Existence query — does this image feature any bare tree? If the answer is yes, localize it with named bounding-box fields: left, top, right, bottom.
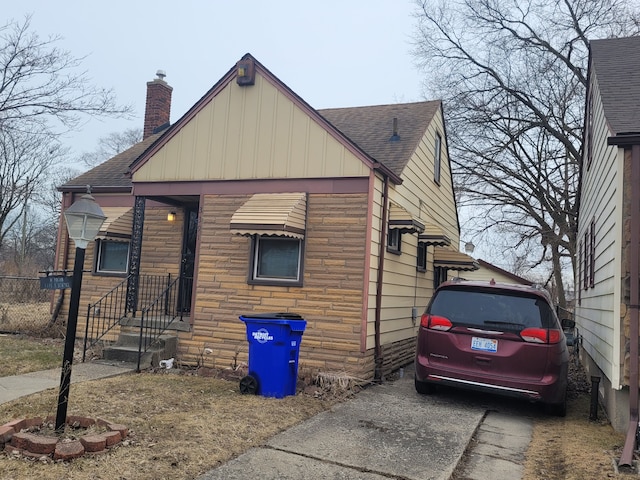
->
left=0, top=127, right=67, bottom=250
left=0, top=15, right=132, bottom=254
left=413, top=0, right=640, bottom=306
left=78, top=128, right=142, bottom=168
left=0, top=15, right=131, bottom=135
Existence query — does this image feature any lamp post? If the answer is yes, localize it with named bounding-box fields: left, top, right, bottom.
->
left=55, top=192, right=106, bottom=433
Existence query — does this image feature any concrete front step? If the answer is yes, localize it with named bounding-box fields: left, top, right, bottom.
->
left=119, top=316, right=191, bottom=332
left=103, top=334, right=177, bottom=369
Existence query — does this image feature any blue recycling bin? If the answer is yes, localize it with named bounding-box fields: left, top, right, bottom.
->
left=239, top=313, right=306, bottom=398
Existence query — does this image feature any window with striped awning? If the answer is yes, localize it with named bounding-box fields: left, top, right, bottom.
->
left=230, top=193, right=307, bottom=239
left=433, top=248, right=479, bottom=271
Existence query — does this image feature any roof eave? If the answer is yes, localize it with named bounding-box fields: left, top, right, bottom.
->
left=58, top=185, right=132, bottom=194
left=608, top=133, right=640, bottom=146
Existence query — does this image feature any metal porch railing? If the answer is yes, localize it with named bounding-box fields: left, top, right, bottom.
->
left=135, top=275, right=191, bottom=371
left=82, top=274, right=190, bottom=362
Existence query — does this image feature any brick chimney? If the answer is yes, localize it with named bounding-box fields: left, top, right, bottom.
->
left=143, top=70, right=172, bottom=139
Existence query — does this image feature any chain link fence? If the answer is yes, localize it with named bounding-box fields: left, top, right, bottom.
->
left=0, top=276, right=55, bottom=334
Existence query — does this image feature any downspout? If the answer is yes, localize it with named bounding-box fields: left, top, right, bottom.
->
left=374, top=175, right=390, bottom=383
left=619, top=143, right=640, bottom=468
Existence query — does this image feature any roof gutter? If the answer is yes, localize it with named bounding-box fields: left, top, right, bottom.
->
left=58, top=185, right=132, bottom=194
left=609, top=136, right=640, bottom=468
left=372, top=162, right=402, bottom=185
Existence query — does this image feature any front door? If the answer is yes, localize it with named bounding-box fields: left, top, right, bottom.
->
left=178, top=208, right=198, bottom=313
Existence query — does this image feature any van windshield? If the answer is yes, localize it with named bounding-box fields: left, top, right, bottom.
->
left=428, top=288, right=555, bottom=330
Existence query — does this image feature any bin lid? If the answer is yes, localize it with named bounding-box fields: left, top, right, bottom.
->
left=240, top=312, right=303, bottom=320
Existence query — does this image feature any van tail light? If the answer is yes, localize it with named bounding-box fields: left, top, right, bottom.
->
left=420, top=314, right=452, bottom=331
left=520, top=328, right=562, bottom=344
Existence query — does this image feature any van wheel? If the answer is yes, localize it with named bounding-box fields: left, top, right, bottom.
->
left=415, top=377, right=436, bottom=395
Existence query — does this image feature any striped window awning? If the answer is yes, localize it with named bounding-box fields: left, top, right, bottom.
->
left=97, top=207, right=133, bottom=238
left=230, top=193, right=307, bottom=239
left=418, top=224, right=452, bottom=247
left=388, top=202, right=425, bottom=234
left=434, top=248, right=479, bottom=271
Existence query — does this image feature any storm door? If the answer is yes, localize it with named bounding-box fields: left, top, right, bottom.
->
left=178, top=208, right=198, bottom=313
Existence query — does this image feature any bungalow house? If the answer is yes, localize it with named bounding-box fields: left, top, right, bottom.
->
left=55, top=54, right=477, bottom=383
left=576, top=35, right=640, bottom=448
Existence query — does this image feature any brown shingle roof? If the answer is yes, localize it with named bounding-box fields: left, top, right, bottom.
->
left=591, top=36, right=640, bottom=135
left=318, top=101, right=440, bottom=177
left=60, top=132, right=163, bottom=191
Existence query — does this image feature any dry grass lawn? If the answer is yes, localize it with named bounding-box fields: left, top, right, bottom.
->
left=0, top=369, right=336, bottom=479
left=523, top=394, right=628, bottom=479
left=0, top=312, right=634, bottom=479
left=0, top=335, right=63, bottom=377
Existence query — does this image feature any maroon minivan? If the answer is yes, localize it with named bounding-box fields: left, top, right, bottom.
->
left=414, top=279, right=569, bottom=416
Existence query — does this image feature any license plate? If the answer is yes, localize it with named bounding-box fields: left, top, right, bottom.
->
left=471, top=337, right=498, bottom=353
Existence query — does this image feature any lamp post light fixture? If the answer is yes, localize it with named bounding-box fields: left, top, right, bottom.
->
left=464, top=241, right=475, bottom=256
left=55, top=191, right=106, bottom=434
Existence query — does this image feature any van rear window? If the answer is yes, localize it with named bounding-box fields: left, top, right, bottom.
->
left=428, top=288, right=554, bottom=329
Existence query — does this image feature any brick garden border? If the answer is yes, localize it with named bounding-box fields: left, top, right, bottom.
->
left=1, top=416, right=127, bottom=461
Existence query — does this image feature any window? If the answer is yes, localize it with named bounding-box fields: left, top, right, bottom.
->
left=586, top=91, right=594, bottom=170
left=434, top=132, right=442, bottom=184
left=95, top=240, right=129, bottom=274
left=578, top=239, right=582, bottom=304
left=583, top=231, right=589, bottom=290
left=249, top=236, right=303, bottom=285
left=581, top=219, right=596, bottom=290
left=387, top=228, right=401, bottom=254
left=589, top=218, right=596, bottom=288
left=417, top=242, right=427, bottom=272
left=433, top=266, right=448, bottom=289
left=429, top=289, right=554, bottom=329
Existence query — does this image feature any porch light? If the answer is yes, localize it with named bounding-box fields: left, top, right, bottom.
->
left=63, top=193, right=107, bottom=249
left=167, top=211, right=176, bottom=222
left=56, top=191, right=105, bottom=433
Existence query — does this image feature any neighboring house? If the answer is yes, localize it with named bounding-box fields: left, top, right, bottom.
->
left=576, top=36, right=640, bottom=435
left=55, top=54, right=477, bottom=382
left=455, top=259, right=533, bottom=286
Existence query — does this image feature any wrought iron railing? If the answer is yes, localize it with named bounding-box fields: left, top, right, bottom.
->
left=82, top=275, right=131, bottom=361
left=82, top=274, right=191, bottom=363
left=136, top=275, right=188, bottom=371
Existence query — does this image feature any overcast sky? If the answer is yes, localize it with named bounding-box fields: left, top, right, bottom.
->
left=6, top=1, right=513, bottom=266
left=6, top=1, right=424, bottom=157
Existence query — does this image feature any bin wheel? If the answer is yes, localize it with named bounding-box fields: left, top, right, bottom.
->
left=239, top=375, right=258, bottom=395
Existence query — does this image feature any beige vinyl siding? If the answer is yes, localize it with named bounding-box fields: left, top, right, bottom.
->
left=576, top=74, right=623, bottom=388
left=408, top=111, right=459, bottom=239
left=365, top=107, right=460, bottom=350
left=133, top=74, right=369, bottom=183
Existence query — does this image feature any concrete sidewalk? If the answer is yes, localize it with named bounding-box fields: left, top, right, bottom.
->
left=0, top=362, right=532, bottom=479
left=0, top=361, right=137, bottom=404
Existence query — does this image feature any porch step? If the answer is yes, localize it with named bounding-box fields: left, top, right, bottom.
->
left=119, top=315, right=191, bottom=332
left=103, top=333, right=178, bottom=369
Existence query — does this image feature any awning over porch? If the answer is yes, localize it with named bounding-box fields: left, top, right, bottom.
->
left=418, top=224, right=452, bottom=246
left=97, top=207, right=133, bottom=238
left=229, top=192, right=307, bottom=239
left=433, top=248, right=479, bottom=271
left=388, top=202, right=425, bottom=234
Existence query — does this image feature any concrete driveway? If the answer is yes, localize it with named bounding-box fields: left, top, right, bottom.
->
left=199, top=366, right=534, bottom=480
